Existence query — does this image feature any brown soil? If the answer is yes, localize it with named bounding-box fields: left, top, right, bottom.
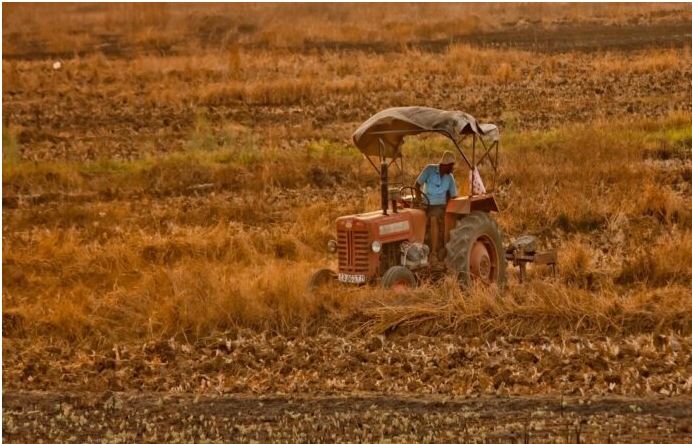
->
left=3, top=22, right=692, bottom=163
left=302, top=20, right=692, bottom=54
left=4, top=20, right=692, bottom=60
left=3, top=391, right=692, bottom=443
left=3, top=332, right=692, bottom=442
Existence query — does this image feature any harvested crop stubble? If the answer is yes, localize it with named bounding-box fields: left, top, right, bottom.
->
left=3, top=329, right=692, bottom=401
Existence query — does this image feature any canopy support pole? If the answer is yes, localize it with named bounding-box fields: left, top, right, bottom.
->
left=450, top=137, right=473, bottom=170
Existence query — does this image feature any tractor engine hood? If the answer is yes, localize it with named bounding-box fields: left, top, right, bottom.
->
left=336, top=208, right=426, bottom=244
left=334, top=208, right=427, bottom=281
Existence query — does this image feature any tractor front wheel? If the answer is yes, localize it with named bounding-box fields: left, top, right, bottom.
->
left=307, top=268, right=336, bottom=293
left=445, top=211, right=506, bottom=289
left=381, top=266, right=417, bottom=290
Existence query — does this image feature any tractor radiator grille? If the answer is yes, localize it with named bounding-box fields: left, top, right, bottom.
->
left=337, top=228, right=370, bottom=273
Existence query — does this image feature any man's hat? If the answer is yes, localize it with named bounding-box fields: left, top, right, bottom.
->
left=440, top=150, right=455, bottom=165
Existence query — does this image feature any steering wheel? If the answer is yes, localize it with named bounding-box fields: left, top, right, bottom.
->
left=399, top=186, right=430, bottom=209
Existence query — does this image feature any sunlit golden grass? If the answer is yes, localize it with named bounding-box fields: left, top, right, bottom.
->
left=4, top=42, right=690, bottom=117
left=3, top=111, right=691, bottom=350
left=2, top=137, right=368, bottom=197
left=348, top=279, right=692, bottom=339
left=498, top=112, right=692, bottom=234
left=594, top=46, right=692, bottom=75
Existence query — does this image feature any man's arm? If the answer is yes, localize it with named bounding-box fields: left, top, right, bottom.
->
left=448, top=174, right=458, bottom=199
left=414, top=166, right=429, bottom=200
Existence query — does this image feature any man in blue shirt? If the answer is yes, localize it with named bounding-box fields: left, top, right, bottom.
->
left=415, top=150, right=458, bottom=263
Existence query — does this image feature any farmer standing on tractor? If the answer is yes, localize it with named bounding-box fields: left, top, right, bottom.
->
left=415, top=150, right=458, bottom=264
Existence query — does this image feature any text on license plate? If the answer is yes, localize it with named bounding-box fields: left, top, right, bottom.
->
left=338, top=273, right=366, bottom=284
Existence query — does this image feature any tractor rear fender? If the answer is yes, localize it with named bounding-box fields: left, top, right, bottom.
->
left=446, top=194, right=499, bottom=215
left=444, top=194, right=499, bottom=244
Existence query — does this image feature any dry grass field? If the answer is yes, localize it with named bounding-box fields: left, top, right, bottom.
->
left=3, top=3, right=692, bottom=442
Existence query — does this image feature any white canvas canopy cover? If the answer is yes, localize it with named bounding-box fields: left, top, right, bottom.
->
left=352, top=106, right=499, bottom=159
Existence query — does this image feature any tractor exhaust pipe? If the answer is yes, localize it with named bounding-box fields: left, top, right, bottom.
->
left=380, top=160, right=388, bottom=215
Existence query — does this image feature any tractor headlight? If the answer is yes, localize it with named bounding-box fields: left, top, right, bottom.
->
left=327, top=239, right=338, bottom=253
left=371, top=240, right=382, bottom=253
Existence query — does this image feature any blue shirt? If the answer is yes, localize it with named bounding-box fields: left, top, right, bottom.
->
left=416, top=164, right=458, bottom=206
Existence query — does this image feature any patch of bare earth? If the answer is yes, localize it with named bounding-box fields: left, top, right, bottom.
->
left=3, top=391, right=692, bottom=443
left=3, top=332, right=692, bottom=441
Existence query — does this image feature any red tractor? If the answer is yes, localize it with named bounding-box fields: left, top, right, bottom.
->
left=308, top=107, right=555, bottom=291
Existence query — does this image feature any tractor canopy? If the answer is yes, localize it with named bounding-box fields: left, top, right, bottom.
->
left=352, top=106, right=499, bottom=159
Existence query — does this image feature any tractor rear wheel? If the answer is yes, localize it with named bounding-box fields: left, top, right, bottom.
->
left=445, top=211, right=506, bottom=289
left=381, top=266, right=417, bottom=290
left=307, top=268, right=336, bottom=293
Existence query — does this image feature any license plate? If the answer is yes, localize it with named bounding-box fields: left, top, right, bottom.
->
left=338, top=273, right=366, bottom=284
